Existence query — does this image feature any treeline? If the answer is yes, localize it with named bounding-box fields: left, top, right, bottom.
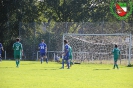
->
left=0, top=0, right=133, bottom=59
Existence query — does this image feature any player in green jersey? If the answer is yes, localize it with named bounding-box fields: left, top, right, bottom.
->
left=13, top=38, right=23, bottom=67
left=112, top=45, right=120, bottom=69
left=69, top=45, right=73, bottom=67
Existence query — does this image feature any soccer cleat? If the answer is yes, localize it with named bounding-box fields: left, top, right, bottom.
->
left=46, top=58, right=48, bottom=64
left=41, top=59, right=43, bottom=64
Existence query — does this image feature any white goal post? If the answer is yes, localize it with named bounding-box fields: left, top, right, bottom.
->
left=63, top=33, right=132, bottom=65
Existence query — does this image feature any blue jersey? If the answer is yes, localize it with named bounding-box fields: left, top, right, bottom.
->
left=0, top=43, right=3, bottom=54
left=39, top=43, right=47, bottom=53
left=64, top=44, right=69, bottom=57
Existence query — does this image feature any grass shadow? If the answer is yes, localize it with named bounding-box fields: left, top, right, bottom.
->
left=93, top=69, right=110, bottom=70
left=127, top=64, right=133, bottom=67
left=40, top=68, right=58, bottom=70
left=21, top=63, right=37, bottom=65
left=31, top=68, right=58, bottom=70
left=0, top=67, right=14, bottom=68
left=28, top=63, right=37, bottom=64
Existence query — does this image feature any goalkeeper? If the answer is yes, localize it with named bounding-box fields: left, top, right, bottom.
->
left=112, top=44, right=120, bottom=69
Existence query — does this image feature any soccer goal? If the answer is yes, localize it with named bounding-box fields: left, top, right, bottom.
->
left=63, top=33, right=132, bottom=65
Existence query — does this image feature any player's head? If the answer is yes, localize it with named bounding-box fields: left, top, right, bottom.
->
left=16, top=38, right=20, bottom=42
left=64, top=39, right=68, bottom=44
left=115, top=44, right=117, bottom=48
left=41, top=39, right=44, bottom=42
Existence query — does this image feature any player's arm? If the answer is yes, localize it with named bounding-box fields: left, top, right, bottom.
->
left=45, top=47, right=47, bottom=53
left=0, top=43, right=4, bottom=51
left=119, top=50, right=121, bottom=58
left=38, top=44, right=40, bottom=49
left=21, top=44, right=23, bottom=56
left=62, top=45, right=68, bottom=55
left=1, top=46, right=4, bottom=51
left=64, top=47, right=69, bottom=56
left=12, top=43, right=15, bottom=50
left=112, top=49, right=114, bottom=54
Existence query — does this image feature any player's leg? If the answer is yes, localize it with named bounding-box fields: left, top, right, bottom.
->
left=41, top=56, right=43, bottom=64
left=70, top=59, right=73, bottom=67
left=16, top=59, right=20, bottom=67
left=15, top=55, right=20, bottom=67
left=70, top=55, right=73, bottom=67
left=60, top=56, right=65, bottom=69
left=40, top=53, right=43, bottom=64
left=67, top=59, right=70, bottom=69
left=113, top=59, right=116, bottom=69
left=0, top=53, right=2, bottom=61
left=115, top=59, right=119, bottom=69
left=44, top=53, right=48, bottom=63
left=17, top=55, right=21, bottom=67
left=14, top=54, right=18, bottom=67
left=113, top=60, right=118, bottom=69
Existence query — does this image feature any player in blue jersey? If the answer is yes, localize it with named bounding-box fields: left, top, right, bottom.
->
left=0, top=43, right=4, bottom=61
left=61, top=40, right=70, bottom=69
left=38, top=39, right=48, bottom=64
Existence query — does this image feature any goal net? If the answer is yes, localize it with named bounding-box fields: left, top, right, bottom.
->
left=37, top=51, right=62, bottom=61
left=63, top=33, right=132, bottom=65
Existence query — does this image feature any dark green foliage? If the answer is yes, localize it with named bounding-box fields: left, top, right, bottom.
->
left=0, top=0, right=133, bottom=59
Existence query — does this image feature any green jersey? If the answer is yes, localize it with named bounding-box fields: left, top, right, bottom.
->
left=13, top=42, right=23, bottom=55
left=69, top=46, right=73, bottom=59
left=112, top=48, right=120, bottom=60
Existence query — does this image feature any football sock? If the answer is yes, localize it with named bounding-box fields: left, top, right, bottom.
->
left=16, top=60, right=17, bottom=66
left=67, top=60, right=70, bottom=69
left=18, top=61, right=20, bottom=66
left=41, top=57, right=43, bottom=64
left=116, top=65, right=119, bottom=69
left=113, top=65, right=115, bottom=69
left=46, top=58, right=48, bottom=63
left=62, top=59, right=64, bottom=68
left=16, top=60, right=19, bottom=67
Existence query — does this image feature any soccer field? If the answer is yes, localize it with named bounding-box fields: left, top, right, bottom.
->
left=0, top=61, right=133, bottom=88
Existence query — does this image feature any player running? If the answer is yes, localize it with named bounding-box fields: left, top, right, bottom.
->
left=112, top=44, right=120, bottom=69
left=61, top=40, right=70, bottom=69
left=0, top=43, right=4, bottom=61
left=38, top=39, right=48, bottom=64
left=13, top=38, right=23, bottom=67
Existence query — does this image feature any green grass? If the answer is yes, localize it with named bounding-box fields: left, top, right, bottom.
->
left=0, top=61, right=133, bottom=88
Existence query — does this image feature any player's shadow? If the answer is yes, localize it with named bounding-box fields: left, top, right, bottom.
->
left=42, top=68, right=58, bottom=70
left=21, top=63, right=37, bottom=65
left=0, top=67, right=14, bottom=68
left=21, top=64, right=29, bottom=65
left=93, top=69, right=110, bottom=70
left=31, top=68, right=59, bottom=70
